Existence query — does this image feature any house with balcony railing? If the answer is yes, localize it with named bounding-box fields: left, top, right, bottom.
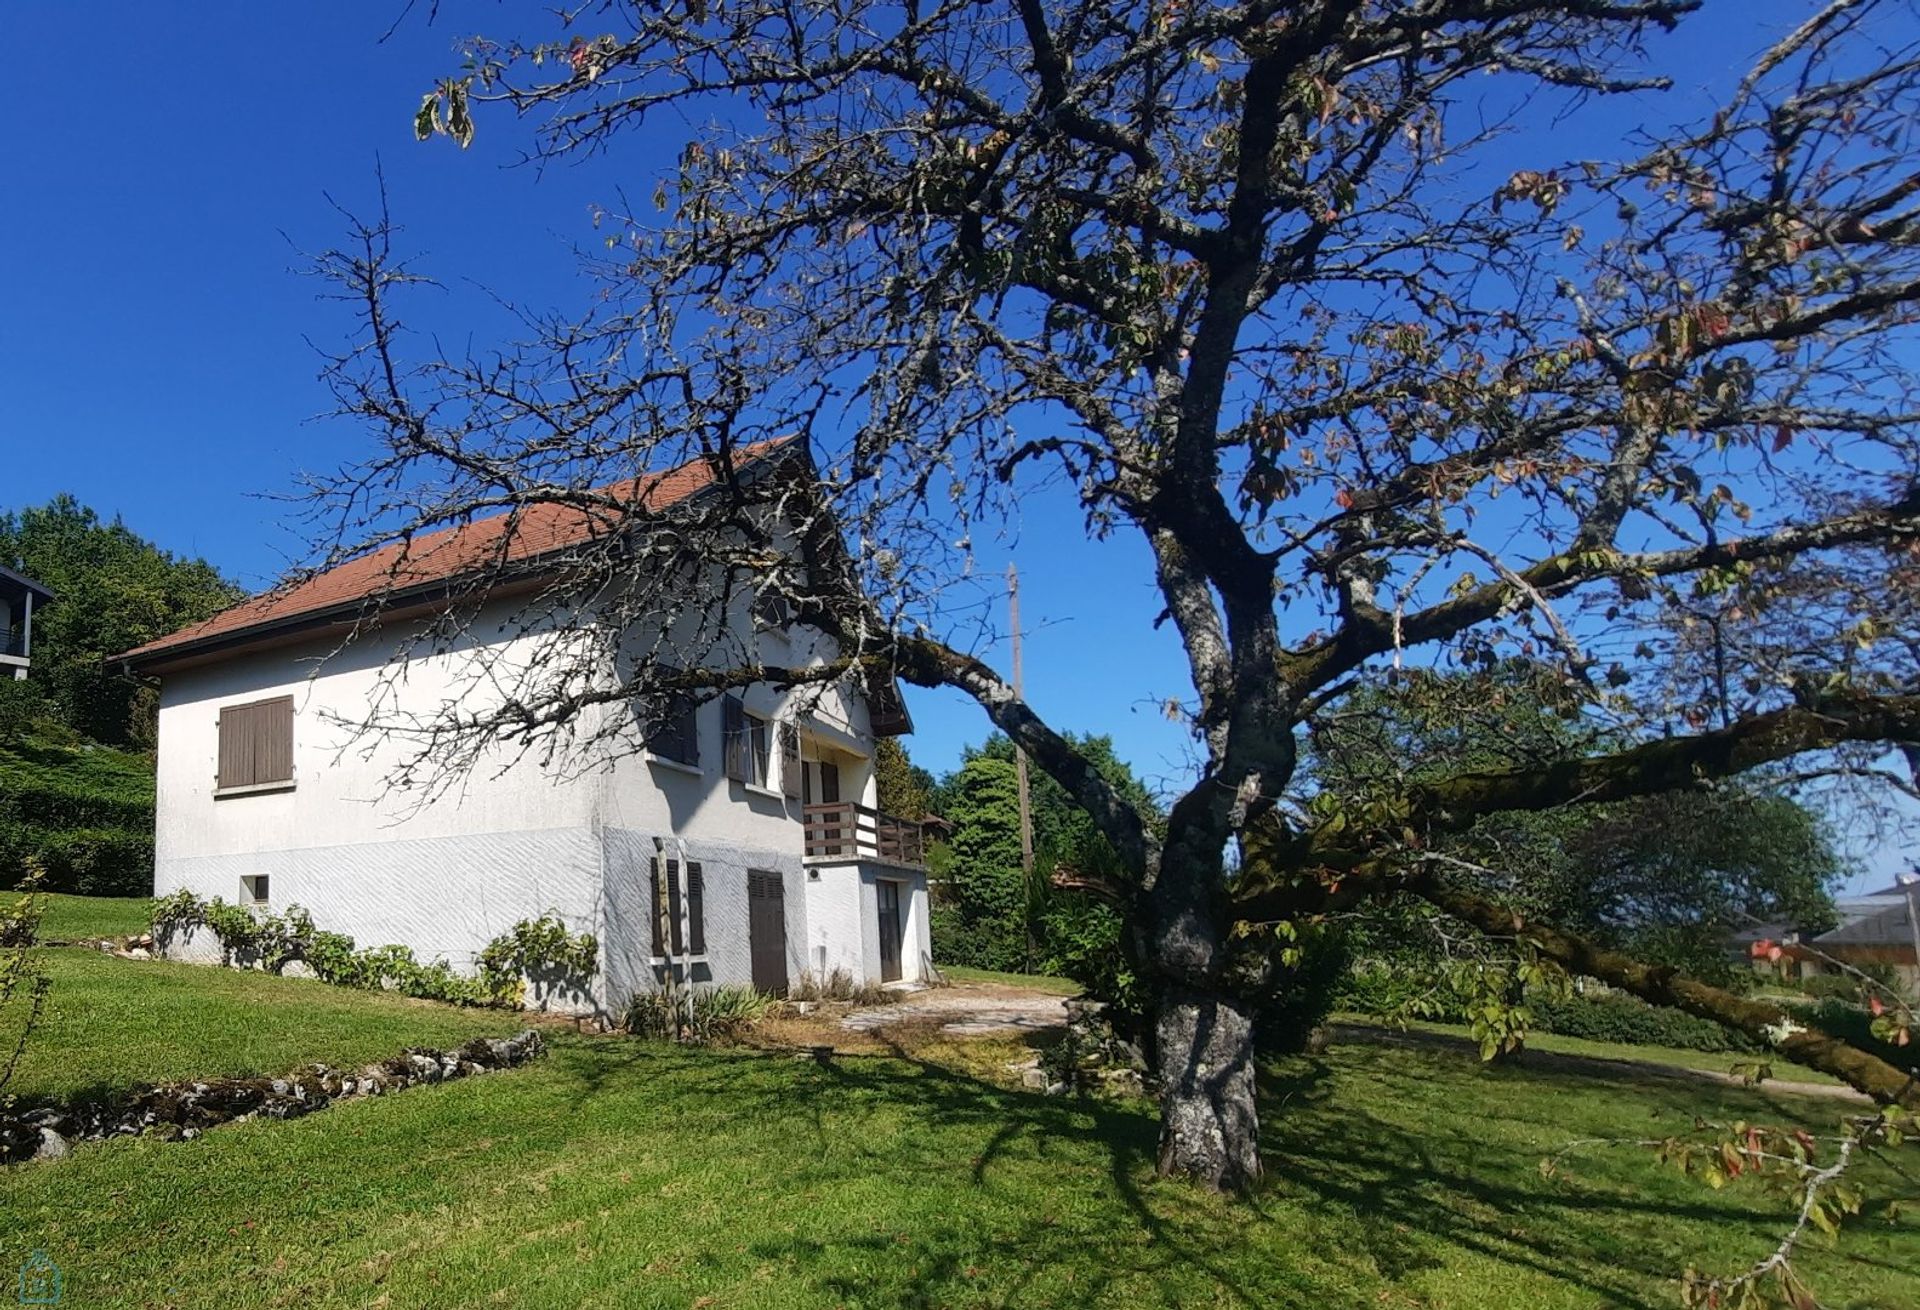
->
left=0, top=565, right=52, bottom=680
left=111, top=439, right=934, bottom=1014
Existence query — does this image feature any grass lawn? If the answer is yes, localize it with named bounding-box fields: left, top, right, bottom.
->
left=3, top=1008, right=1916, bottom=1307
left=1339, top=1013, right=1847, bottom=1089
left=937, top=963, right=1083, bottom=995
left=36, top=891, right=155, bottom=942
left=2, top=951, right=528, bottom=1105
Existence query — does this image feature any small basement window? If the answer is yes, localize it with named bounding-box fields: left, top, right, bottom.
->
left=241, top=875, right=270, bottom=907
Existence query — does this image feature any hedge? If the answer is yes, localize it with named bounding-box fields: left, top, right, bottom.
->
left=0, top=738, right=154, bottom=896
left=1528, top=991, right=1759, bottom=1054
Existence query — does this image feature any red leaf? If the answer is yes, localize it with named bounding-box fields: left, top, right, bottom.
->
left=1334, top=488, right=1354, bottom=509
left=1870, top=994, right=1885, bottom=1017
left=1772, top=425, right=1793, bottom=453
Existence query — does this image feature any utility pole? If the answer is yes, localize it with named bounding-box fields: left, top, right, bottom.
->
left=1902, top=872, right=1920, bottom=1001
left=1008, top=563, right=1036, bottom=970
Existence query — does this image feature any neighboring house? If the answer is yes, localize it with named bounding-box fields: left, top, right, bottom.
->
left=1800, top=878, right=1920, bottom=996
left=0, top=564, right=52, bottom=680
left=112, top=440, right=932, bottom=1015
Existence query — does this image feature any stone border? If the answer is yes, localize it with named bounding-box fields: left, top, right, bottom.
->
left=1, top=1030, right=546, bottom=1164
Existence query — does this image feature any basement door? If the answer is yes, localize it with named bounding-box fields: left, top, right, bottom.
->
left=876, top=879, right=904, bottom=983
left=748, top=870, right=788, bottom=995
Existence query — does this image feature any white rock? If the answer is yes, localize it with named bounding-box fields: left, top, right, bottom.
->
left=33, top=1128, right=68, bottom=1161
left=279, top=960, right=316, bottom=980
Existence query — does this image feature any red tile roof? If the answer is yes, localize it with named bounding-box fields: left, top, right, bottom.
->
left=115, top=437, right=799, bottom=669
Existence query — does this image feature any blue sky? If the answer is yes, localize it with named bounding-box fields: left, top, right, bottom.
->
left=1, top=3, right=1904, bottom=887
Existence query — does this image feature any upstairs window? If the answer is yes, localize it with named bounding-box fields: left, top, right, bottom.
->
left=752, top=589, right=793, bottom=632
left=646, top=694, right=701, bottom=768
left=216, top=696, right=295, bottom=792
left=723, top=695, right=771, bottom=788
left=650, top=859, right=706, bottom=957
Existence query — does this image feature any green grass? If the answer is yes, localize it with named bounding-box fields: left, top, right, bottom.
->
left=938, top=963, right=1083, bottom=995
left=3, top=1012, right=1916, bottom=1306
left=35, top=891, right=154, bottom=942
left=2, top=951, right=527, bottom=1104
left=1342, top=1014, right=1848, bottom=1089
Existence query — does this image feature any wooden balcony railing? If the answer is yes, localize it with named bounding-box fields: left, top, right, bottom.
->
left=803, top=801, right=927, bottom=869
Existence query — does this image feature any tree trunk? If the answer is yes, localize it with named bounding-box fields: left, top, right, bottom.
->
left=1154, top=986, right=1261, bottom=1191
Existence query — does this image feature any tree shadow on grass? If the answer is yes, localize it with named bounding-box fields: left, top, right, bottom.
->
left=526, top=1031, right=1912, bottom=1309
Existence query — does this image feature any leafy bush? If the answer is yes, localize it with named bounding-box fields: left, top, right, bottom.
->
left=0, top=736, right=154, bottom=896
left=1528, top=991, right=1759, bottom=1053
left=1339, top=962, right=1760, bottom=1054
left=1796, top=972, right=1870, bottom=1002
left=149, top=892, right=597, bottom=1009
left=0, top=863, right=50, bottom=1105
left=475, top=913, right=600, bottom=1007
left=627, top=984, right=773, bottom=1041
left=1255, top=927, right=1350, bottom=1056
left=1335, top=960, right=1444, bottom=1017
left=788, top=967, right=891, bottom=1005
left=1788, top=997, right=1912, bottom=1060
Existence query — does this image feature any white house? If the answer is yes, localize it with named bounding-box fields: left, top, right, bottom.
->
left=0, top=564, right=52, bottom=680
left=113, top=439, right=932, bottom=1015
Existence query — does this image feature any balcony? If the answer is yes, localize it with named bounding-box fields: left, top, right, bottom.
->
left=1, top=631, right=26, bottom=660
left=803, top=801, right=927, bottom=870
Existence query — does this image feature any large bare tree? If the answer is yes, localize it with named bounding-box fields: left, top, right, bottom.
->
left=307, top=0, right=1920, bottom=1191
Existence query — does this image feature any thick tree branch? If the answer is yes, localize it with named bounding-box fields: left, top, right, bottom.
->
left=1414, top=877, right=1920, bottom=1106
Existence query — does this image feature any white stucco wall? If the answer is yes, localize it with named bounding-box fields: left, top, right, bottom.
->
left=148, top=578, right=907, bottom=1012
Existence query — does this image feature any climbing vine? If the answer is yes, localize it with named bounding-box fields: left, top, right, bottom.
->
left=149, top=892, right=597, bottom=1008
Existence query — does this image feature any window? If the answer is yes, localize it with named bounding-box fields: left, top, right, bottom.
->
left=650, top=859, right=705, bottom=957
left=779, top=722, right=802, bottom=799
left=646, top=694, right=700, bottom=768
left=241, top=874, right=269, bottom=907
left=723, top=695, right=770, bottom=787
left=751, top=589, right=792, bottom=632
left=216, top=696, right=295, bottom=792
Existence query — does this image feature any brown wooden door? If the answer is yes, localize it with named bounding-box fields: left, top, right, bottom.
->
left=876, top=880, right=903, bottom=983
left=748, top=870, right=788, bottom=995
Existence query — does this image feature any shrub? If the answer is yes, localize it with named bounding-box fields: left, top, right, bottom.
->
left=627, top=984, right=773, bottom=1041
left=1528, top=990, right=1759, bottom=1054
left=149, top=892, right=596, bottom=1009
left=787, top=967, right=892, bottom=1006
left=1787, top=997, right=1911, bottom=1061
left=1255, top=927, right=1350, bottom=1056
left=0, top=864, right=51, bottom=1105
left=1796, top=972, right=1870, bottom=1003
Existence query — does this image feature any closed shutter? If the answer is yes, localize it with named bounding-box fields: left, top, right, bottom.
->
left=780, top=723, right=801, bottom=798
left=217, top=705, right=254, bottom=790
left=648, top=695, right=699, bottom=767
left=217, top=697, right=294, bottom=789
left=686, top=863, right=705, bottom=955
left=651, top=859, right=706, bottom=956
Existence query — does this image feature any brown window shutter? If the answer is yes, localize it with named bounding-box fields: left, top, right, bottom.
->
left=217, top=697, right=294, bottom=788
left=686, top=863, right=705, bottom=955
left=257, top=697, right=294, bottom=784
left=723, top=696, right=747, bottom=781
left=647, top=695, right=699, bottom=767
left=217, top=704, right=254, bottom=788
left=780, top=723, right=801, bottom=798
